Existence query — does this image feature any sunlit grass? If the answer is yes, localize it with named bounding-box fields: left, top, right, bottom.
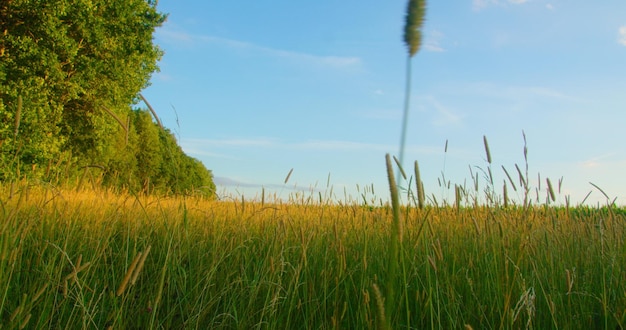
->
left=1, top=170, right=625, bottom=328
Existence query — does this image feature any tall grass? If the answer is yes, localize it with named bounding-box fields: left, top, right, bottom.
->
left=1, top=147, right=625, bottom=328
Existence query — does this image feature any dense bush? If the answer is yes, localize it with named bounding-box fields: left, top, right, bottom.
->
left=0, top=0, right=215, bottom=196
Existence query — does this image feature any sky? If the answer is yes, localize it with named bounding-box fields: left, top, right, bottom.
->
left=142, top=0, right=626, bottom=206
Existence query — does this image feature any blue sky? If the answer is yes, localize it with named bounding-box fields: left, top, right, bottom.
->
left=142, top=0, right=626, bottom=205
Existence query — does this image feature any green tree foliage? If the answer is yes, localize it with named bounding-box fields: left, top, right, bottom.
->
left=105, top=109, right=215, bottom=196
left=153, top=122, right=216, bottom=196
left=0, top=0, right=216, bottom=197
left=0, top=0, right=163, bottom=176
left=134, top=109, right=162, bottom=191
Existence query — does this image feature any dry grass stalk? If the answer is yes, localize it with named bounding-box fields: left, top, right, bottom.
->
left=63, top=261, right=91, bottom=283
left=139, top=93, right=164, bottom=130
left=31, top=283, right=49, bottom=304
left=471, top=217, right=481, bottom=236
left=131, top=246, right=151, bottom=286
left=284, top=168, right=294, bottom=184
left=503, top=181, right=509, bottom=208
left=9, top=304, right=22, bottom=323
left=393, top=155, right=407, bottom=181
left=100, top=105, right=128, bottom=133
left=386, top=154, right=402, bottom=243
left=483, top=135, right=492, bottom=164
left=414, top=161, right=425, bottom=209
left=455, top=184, right=461, bottom=210
left=502, top=165, right=517, bottom=191
left=427, top=255, right=437, bottom=272
left=546, top=178, right=556, bottom=202
left=62, top=280, right=68, bottom=298
left=116, top=252, right=142, bottom=296
left=512, top=287, right=536, bottom=329
left=566, top=269, right=574, bottom=294
left=19, top=313, right=32, bottom=330
left=515, top=164, right=527, bottom=190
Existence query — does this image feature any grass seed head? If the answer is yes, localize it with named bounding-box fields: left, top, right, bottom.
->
left=371, top=283, right=387, bottom=330
left=483, top=135, right=492, bottom=164
left=116, top=252, right=142, bottom=296
left=404, top=0, right=427, bottom=57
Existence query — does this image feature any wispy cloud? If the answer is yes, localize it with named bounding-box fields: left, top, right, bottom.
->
left=580, top=152, right=622, bottom=169
left=184, top=137, right=391, bottom=152
left=296, top=140, right=391, bottom=152
left=361, top=108, right=400, bottom=120
left=473, top=0, right=530, bottom=11
left=157, top=27, right=196, bottom=44
left=188, top=138, right=277, bottom=148
left=421, top=96, right=464, bottom=127
left=619, top=26, right=626, bottom=46
left=213, top=176, right=309, bottom=192
left=156, top=24, right=362, bottom=69
left=214, top=176, right=260, bottom=188
left=424, top=30, right=446, bottom=52
left=182, top=137, right=447, bottom=158
left=181, top=138, right=278, bottom=160
left=464, top=82, right=580, bottom=102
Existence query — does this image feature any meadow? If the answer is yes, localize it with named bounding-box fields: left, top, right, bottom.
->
left=1, top=156, right=625, bottom=329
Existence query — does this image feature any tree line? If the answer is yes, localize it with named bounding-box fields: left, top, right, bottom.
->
left=0, top=0, right=215, bottom=196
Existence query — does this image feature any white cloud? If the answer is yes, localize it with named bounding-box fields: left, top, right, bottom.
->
left=185, top=137, right=391, bottom=152
left=472, top=0, right=497, bottom=10
left=423, top=97, right=464, bottom=127
left=297, top=140, right=390, bottom=151
left=580, top=152, right=621, bottom=169
left=424, top=30, right=446, bottom=52
left=361, top=108, right=400, bottom=120
left=157, top=28, right=195, bottom=44
left=184, top=137, right=277, bottom=148
left=182, top=137, right=446, bottom=157
left=619, top=26, right=626, bottom=46
left=424, top=43, right=445, bottom=52
left=156, top=24, right=362, bottom=69
left=473, top=0, right=530, bottom=10
left=464, top=82, right=579, bottom=102
left=545, top=3, right=554, bottom=10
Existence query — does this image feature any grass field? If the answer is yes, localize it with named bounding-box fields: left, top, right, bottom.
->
left=1, top=159, right=625, bottom=329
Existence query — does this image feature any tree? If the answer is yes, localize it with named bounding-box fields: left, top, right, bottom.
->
left=0, top=0, right=166, bottom=179
left=103, top=108, right=216, bottom=197
left=1, top=0, right=217, bottom=196
left=134, top=109, right=162, bottom=192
